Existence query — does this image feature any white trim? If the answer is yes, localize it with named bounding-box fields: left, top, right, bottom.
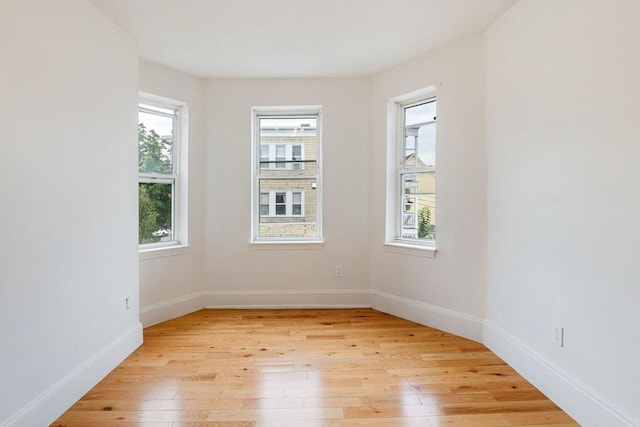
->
left=385, top=86, right=438, bottom=247
left=249, top=241, right=324, bottom=250
left=139, top=244, right=189, bottom=260
left=251, top=106, right=322, bottom=243
left=9, top=288, right=629, bottom=427
left=370, top=289, right=483, bottom=342
left=140, top=291, right=204, bottom=327
left=483, top=321, right=638, bottom=427
left=1, top=323, right=142, bottom=427
left=384, top=242, right=436, bottom=258
left=203, top=289, right=370, bottom=309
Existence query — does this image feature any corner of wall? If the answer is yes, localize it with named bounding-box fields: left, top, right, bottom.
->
left=2, top=324, right=143, bottom=427
left=370, top=290, right=484, bottom=343
left=483, top=321, right=637, bottom=427
left=140, top=292, right=205, bottom=327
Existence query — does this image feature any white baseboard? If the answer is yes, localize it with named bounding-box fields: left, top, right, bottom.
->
left=483, top=321, right=637, bottom=427
left=140, top=291, right=204, bottom=327
left=203, top=289, right=370, bottom=309
left=1, top=322, right=142, bottom=427
left=370, top=289, right=484, bottom=342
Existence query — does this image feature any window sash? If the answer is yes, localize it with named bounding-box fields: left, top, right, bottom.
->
left=138, top=99, right=182, bottom=248
left=252, top=108, right=321, bottom=242
left=395, top=97, right=436, bottom=244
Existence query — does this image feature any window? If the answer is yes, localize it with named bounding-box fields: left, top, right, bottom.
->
left=138, top=94, right=187, bottom=248
left=259, top=191, right=304, bottom=217
left=387, top=89, right=436, bottom=249
left=252, top=106, right=322, bottom=242
left=260, top=143, right=304, bottom=170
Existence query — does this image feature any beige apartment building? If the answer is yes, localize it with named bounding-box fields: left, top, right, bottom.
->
left=258, top=124, right=318, bottom=237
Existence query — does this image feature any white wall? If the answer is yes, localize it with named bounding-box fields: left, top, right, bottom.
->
left=0, top=1, right=141, bottom=426
left=138, top=61, right=206, bottom=326
left=3, top=2, right=637, bottom=425
left=484, top=1, right=640, bottom=425
left=369, top=35, right=488, bottom=341
left=203, top=79, right=371, bottom=307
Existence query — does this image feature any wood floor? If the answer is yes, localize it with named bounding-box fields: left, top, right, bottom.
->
left=52, top=309, right=578, bottom=427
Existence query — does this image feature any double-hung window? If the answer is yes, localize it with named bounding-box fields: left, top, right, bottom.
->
left=138, top=94, right=187, bottom=248
left=387, top=89, right=436, bottom=250
left=252, top=106, right=322, bottom=242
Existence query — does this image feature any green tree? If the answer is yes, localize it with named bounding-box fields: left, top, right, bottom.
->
left=418, top=206, right=435, bottom=239
left=138, top=123, right=173, bottom=243
left=138, top=185, right=158, bottom=244
left=138, top=123, right=172, bottom=174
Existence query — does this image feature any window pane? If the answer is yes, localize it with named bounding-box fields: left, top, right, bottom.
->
left=139, top=182, right=173, bottom=244
left=400, top=172, right=435, bottom=240
left=275, top=145, right=286, bottom=168
left=405, top=100, right=436, bottom=126
left=292, top=145, right=302, bottom=160
left=139, top=111, right=174, bottom=174
left=260, top=145, right=270, bottom=169
left=292, top=192, right=302, bottom=215
left=258, top=178, right=317, bottom=238
left=260, top=193, right=269, bottom=216
left=259, top=117, right=316, bottom=173
left=275, top=192, right=286, bottom=215
left=404, top=101, right=436, bottom=169
left=255, top=111, right=320, bottom=241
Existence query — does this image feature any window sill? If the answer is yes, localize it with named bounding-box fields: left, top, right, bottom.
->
left=139, top=244, right=189, bottom=260
left=384, top=242, right=437, bottom=258
left=249, top=240, right=324, bottom=250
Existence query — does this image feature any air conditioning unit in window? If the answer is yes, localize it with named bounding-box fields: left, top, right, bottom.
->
left=292, top=162, right=302, bottom=169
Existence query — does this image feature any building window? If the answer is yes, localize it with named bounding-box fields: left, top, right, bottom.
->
left=387, top=89, right=436, bottom=247
left=260, top=192, right=270, bottom=216
left=138, top=94, right=187, bottom=248
left=252, top=106, right=322, bottom=241
left=260, top=143, right=304, bottom=170
left=259, top=191, right=304, bottom=217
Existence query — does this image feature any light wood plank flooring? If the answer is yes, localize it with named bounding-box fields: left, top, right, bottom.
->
left=52, top=309, right=578, bottom=426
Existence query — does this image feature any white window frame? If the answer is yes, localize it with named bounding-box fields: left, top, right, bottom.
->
left=251, top=106, right=322, bottom=243
left=385, top=86, right=437, bottom=257
left=138, top=92, right=188, bottom=254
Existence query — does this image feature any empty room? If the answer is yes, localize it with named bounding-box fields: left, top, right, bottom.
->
left=1, top=0, right=638, bottom=426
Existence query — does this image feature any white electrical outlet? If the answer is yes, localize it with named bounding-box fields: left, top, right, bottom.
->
left=335, top=265, right=343, bottom=277
left=125, top=297, right=130, bottom=310
left=553, top=326, right=564, bottom=347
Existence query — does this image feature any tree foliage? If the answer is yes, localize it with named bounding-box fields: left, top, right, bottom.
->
left=138, top=123, right=172, bottom=174
left=138, top=123, right=173, bottom=244
left=139, top=185, right=158, bottom=244
left=418, top=206, right=435, bottom=239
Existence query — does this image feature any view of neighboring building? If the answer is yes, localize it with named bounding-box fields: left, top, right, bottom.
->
left=401, top=158, right=436, bottom=239
left=257, top=117, right=319, bottom=239
left=400, top=100, right=436, bottom=240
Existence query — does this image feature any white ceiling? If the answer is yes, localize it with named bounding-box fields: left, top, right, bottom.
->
left=91, top=0, right=514, bottom=79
